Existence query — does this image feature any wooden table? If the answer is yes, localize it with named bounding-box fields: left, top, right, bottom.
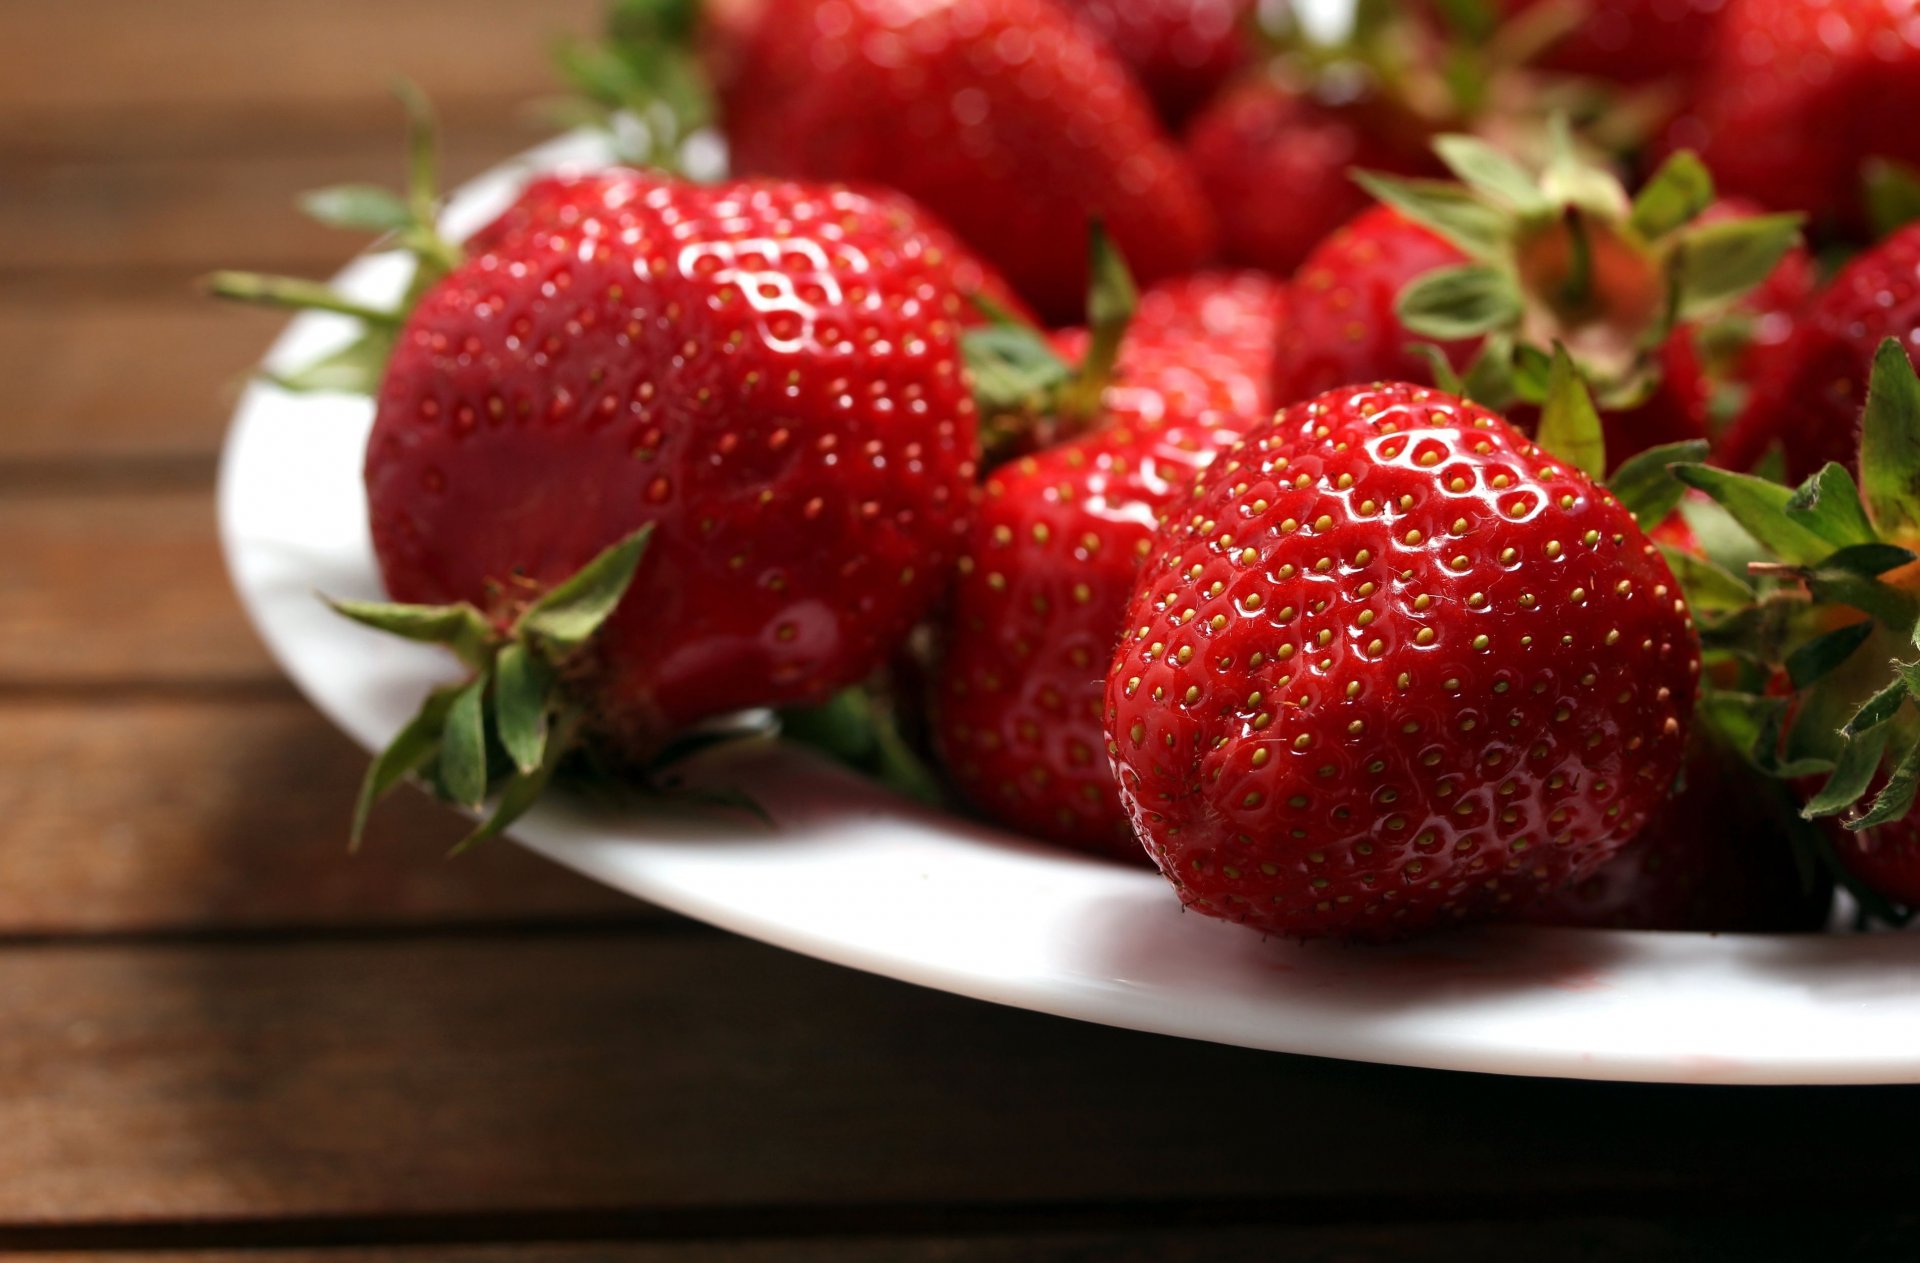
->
left=5, top=4, right=1919, bottom=1257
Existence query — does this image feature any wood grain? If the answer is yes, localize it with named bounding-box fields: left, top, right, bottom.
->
left=0, top=698, right=642, bottom=935
left=0, top=933, right=1916, bottom=1228
left=2, top=132, right=542, bottom=280
left=1, top=296, right=280, bottom=465
left=0, top=0, right=597, bottom=157
left=0, top=490, right=278, bottom=685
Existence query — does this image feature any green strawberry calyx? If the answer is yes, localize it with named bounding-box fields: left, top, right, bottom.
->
left=548, top=0, right=712, bottom=174
left=962, top=222, right=1139, bottom=461
left=1656, top=340, right=1920, bottom=923
left=204, top=81, right=462, bottom=396
left=334, top=526, right=654, bottom=852
left=1357, top=125, right=1804, bottom=415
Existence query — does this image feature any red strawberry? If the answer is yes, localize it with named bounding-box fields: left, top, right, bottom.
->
left=364, top=168, right=984, bottom=760
left=1277, top=146, right=1806, bottom=470
left=1522, top=736, right=1831, bottom=931
left=712, top=0, right=1216, bottom=321
left=1679, top=0, right=1920, bottom=228
left=1717, top=223, right=1920, bottom=482
left=1105, top=381, right=1698, bottom=939
left=1497, top=0, right=1725, bottom=85
left=1272, top=205, right=1477, bottom=402
left=1829, top=822, right=1920, bottom=909
left=1059, top=0, right=1255, bottom=124
left=935, top=274, right=1284, bottom=855
left=1186, top=76, right=1444, bottom=277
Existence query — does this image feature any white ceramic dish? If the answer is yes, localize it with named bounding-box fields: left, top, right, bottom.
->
left=218, top=135, right=1920, bottom=1085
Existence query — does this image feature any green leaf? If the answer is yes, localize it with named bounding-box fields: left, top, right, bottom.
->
left=1429, top=0, right=1498, bottom=40
left=1629, top=150, right=1714, bottom=241
left=1786, top=463, right=1878, bottom=553
left=1060, top=221, right=1138, bottom=421
left=1351, top=171, right=1508, bottom=257
left=1822, top=541, right=1917, bottom=576
left=298, top=184, right=413, bottom=233
left=1785, top=620, right=1875, bottom=689
left=1865, top=157, right=1920, bottom=240
left=1457, top=334, right=1519, bottom=411
left=1843, top=675, right=1912, bottom=738
left=1857, top=338, right=1920, bottom=540
left=1406, top=343, right=1466, bottom=395
left=1432, top=135, right=1550, bottom=215
left=1846, top=729, right=1920, bottom=831
left=1804, top=724, right=1893, bottom=819
left=451, top=711, right=576, bottom=854
left=1608, top=439, right=1710, bottom=530
left=1672, top=464, right=1861, bottom=566
left=204, top=270, right=402, bottom=325
left=1510, top=343, right=1554, bottom=403
left=326, top=597, right=495, bottom=667
left=493, top=642, right=551, bottom=775
left=1674, top=213, right=1804, bottom=320
left=1535, top=345, right=1606, bottom=479
left=516, top=525, right=654, bottom=655
left=268, top=330, right=393, bottom=395
left=437, top=669, right=491, bottom=810
left=1676, top=491, right=1766, bottom=575
left=964, top=324, right=1074, bottom=414
left=350, top=685, right=459, bottom=849
left=1803, top=567, right=1920, bottom=631
left=1658, top=545, right=1753, bottom=613
left=1396, top=263, right=1523, bottom=340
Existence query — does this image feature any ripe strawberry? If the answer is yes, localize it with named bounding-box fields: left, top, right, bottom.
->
left=712, top=0, right=1216, bottom=321
left=1106, top=381, right=1698, bottom=939
left=1679, top=0, right=1920, bottom=228
left=1277, top=144, right=1803, bottom=469
left=1522, top=736, right=1831, bottom=931
left=1272, top=205, right=1476, bottom=402
left=1494, top=0, right=1724, bottom=85
left=361, top=168, right=984, bottom=780
left=1186, top=76, right=1444, bottom=277
left=935, top=274, right=1284, bottom=856
left=1717, top=223, right=1920, bottom=483
left=1829, top=824, right=1920, bottom=909
left=1059, top=0, right=1255, bottom=124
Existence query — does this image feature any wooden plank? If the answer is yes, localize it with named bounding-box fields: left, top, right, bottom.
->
left=0, top=933, right=1915, bottom=1226
left=1, top=131, right=538, bottom=278
left=0, top=489, right=278, bottom=686
left=0, top=1, right=597, bottom=157
left=0, top=296, right=281, bottom=464
left=0, top=698, right=641, bottom=935
left=11, top=1217, right=1920, bottom=1260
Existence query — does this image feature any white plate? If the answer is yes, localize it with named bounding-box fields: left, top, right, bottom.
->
left=218, top=135, right=1920, bottom=1085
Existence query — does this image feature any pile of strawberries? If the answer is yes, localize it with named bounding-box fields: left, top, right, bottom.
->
left=219, top=0, right=1920, bottom=942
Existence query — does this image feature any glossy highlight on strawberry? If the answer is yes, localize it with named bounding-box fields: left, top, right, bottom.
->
left=366, top=168, right=984, bottom=756
left=1106, top=383, right=1698, bottom=939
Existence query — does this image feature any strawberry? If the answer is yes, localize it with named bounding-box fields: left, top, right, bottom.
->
left=1829, top=823, right=1920, bottom=908
left=1693, top=197, right=1818, bottom=392
left=339, top=167, right=989, bottom=838
left=1277, top=139, right=1803, bottom=469
left=1492, top=0, right=1725, bottom=85
left=1186, top=75, right=1445, bottom=277
left=934, top=272, right=1284, bottom=856
left=1272, top=204, right=1476, bottom=402
left=1678, top=0, right=1920, bottom=230
left=1522, top=735, right=1831, bottom=931
left=1716, top=223, right=1920, bottom=483
left=711, top=0, right=1216, bottom=321
left=1059, top=0, right=1256, bottom=124
left=1105, top=379, right=1699, bottom=939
